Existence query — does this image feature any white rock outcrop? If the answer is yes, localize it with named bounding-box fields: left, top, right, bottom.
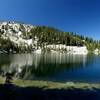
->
left=94, top=49, right=100, bottom=55
left=45, top=44, right=88, bottom=54
left=0, top=21, right=38, bottom=48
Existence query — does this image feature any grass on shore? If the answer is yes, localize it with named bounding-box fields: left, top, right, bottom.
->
left=0, top=77, right=100, bottom=90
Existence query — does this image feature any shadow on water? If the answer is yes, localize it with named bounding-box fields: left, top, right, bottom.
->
left=0, top=83, right=100, bottom=100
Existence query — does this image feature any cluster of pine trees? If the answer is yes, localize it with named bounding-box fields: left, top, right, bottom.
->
left=0, top=25, right=100, bottom=53
left=29, top=26, right=100, bottom=51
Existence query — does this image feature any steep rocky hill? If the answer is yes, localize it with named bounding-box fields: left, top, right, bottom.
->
left=0, top=21, right=99, bottom=54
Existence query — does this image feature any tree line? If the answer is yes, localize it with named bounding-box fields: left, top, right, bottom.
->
left=0, top=25, right=100, bottom=53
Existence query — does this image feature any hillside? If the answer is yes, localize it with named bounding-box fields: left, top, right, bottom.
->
left=0, top=21, right=99, bottom=54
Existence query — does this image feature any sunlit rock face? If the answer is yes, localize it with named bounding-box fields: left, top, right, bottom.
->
left=94, top=48, right=100, bottom=55
left=0, top=21, right=36, bottom=47
left=45, top=45, right=88, bottom=54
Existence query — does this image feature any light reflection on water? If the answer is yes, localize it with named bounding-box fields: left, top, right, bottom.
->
left=0, top=53, right=98, bottom=82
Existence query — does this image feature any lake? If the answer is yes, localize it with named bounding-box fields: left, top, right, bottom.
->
left=0, top=53, right=100, bottom=83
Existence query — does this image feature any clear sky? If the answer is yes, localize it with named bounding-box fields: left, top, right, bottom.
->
left=0, top=0, right=100, bottom=40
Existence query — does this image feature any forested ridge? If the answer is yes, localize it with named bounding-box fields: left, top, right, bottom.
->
left=0, top=22, right=99, bottom=53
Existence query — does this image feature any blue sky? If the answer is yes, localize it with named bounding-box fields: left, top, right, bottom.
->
left=0, top=0, right=100, bottom=40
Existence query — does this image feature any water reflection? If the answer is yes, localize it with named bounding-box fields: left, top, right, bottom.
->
left=0, top=53, right=93, bottom=81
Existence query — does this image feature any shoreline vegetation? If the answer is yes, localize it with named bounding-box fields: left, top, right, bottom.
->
left=0, top=77, right=100, bottom=100
left=0, top=77, right=100, bottom=90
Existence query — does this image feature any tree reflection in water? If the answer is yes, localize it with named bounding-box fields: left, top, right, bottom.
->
left=0, top=53, right=94, bottom=81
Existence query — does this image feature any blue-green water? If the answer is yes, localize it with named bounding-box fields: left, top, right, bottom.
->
left=0, top=53, right=100, bottom=83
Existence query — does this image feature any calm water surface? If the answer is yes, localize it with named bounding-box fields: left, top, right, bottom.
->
left=0, top=53, right=100, bottom=83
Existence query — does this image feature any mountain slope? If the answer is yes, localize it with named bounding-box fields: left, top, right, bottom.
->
left=0, top=21, right=99, bottom=54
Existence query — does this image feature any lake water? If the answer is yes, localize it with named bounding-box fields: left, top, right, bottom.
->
left=0, top=53, right=100, bottom=83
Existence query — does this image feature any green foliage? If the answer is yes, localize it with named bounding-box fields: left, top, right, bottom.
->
left=0, top=25, right=100, bottom=53
left=29, top=26, right=100, bottom=51
left=29, top=26, right=85, bottom=46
